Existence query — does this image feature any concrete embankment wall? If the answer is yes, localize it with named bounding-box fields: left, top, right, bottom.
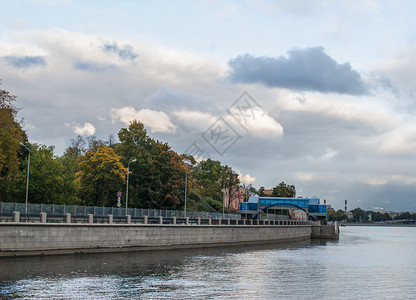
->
left=311, top=221, right=339, bottom=239
left=0, top=223, right=312, bottom=257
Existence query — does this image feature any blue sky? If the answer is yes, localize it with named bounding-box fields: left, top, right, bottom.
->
left=2, top=0, right=416, bottom=211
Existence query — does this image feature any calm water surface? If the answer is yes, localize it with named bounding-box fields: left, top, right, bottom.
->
left=1, top=226, right=416, bottom=299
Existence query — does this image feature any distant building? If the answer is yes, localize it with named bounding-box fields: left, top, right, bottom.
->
left=240, top=196, right=328, bottom=223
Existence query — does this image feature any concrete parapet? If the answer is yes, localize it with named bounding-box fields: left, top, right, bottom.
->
left=13, top=211, right=20, bottom=223
left=65, top=213, right=71, bottom=224
left=40, top=212, right=47, bottom=224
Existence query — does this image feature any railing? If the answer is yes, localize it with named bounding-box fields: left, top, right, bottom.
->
left=0, top=202, right=240, bottom=220
left=1, top=210, right=311, bottom=226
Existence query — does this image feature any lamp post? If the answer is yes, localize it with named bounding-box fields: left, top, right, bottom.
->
left=20, top=143, right=30, bottom=218
left=126, top=159, right=137, bottom=216
left=223, top=180, right=225, bottom=218
left=184, top=172, right=188, bottom=218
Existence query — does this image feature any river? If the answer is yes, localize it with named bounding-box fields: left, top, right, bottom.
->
left=1, top=226, right=415, bottom=299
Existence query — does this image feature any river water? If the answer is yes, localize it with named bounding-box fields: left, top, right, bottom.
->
left=1, top=226, right=416, bottom=299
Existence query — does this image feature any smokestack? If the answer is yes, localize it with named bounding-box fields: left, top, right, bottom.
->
left=345, top=200, right=347, bottom=211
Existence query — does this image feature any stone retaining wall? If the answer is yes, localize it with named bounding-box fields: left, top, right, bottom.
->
left=0, top=222, right=312, bottom=257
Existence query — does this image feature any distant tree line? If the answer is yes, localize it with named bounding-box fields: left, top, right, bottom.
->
left=328, top=207, right=416, bottom=223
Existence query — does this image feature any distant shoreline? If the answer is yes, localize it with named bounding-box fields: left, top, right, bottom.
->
left=341, top=223, right=416, bottom=227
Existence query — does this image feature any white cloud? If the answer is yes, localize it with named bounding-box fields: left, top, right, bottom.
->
left=226, top=108, right=283, bottom=139
left=73, top=122, right=95, bottom=136
left=172, top=110, right=217, bottom=132
left=238, top=172, right=256, bottom=184
left=111, top=106, right=176, bottom=134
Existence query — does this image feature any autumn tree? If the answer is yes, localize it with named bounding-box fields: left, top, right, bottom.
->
left=76, top=145, right=127, bottom=206
left=0, top=84, right=26, bottom=199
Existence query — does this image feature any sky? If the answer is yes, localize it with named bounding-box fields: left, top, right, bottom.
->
left=1, top=0, right=416, bottom=211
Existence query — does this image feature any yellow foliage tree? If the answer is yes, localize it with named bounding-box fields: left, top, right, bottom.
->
left=76, top=145, right=127, bottom=206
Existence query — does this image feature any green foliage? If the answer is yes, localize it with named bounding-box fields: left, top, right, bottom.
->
left=351, top=207, right=368, bottom=223
left=5, top=144, right=79, bottom=204
left=116, top=120, right=186, bottom=209
left=327, top=209, right=348, bottom=222
left=191, top=159, right=228, bottom=202
left=271, top=182, right=296, bottom=197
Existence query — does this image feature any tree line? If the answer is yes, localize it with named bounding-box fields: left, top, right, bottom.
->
left=328, top=207, right=416, bottom=223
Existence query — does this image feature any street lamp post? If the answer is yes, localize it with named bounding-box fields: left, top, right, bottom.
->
left=223, top=180, right=225, bottom=218
left=20, top=143, right=30, bottom=218
left=184, top=172, right=188, bottom=218
left=126, top=159, right=137, bottom=216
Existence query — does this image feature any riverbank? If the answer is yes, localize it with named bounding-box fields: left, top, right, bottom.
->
left=0, top=219, right=338, bottom=257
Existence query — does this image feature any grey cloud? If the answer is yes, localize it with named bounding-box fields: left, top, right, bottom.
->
left=3, top=55, right=46, bottom=68
left=228, top=47, right=368, bottom=95
left=369, top=72, right=400, bottom=97
left=103, top=42, right=138, bottom=60
left=74, top=61, right=116, bottom=72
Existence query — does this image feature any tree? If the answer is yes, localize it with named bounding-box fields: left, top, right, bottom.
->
left=271, top=182, right=296, bottom=197
left=328, top=209, right=348, bottom=222
left=5, top=144, right=79, bottom=204
left=192, top=159, right=228, bottom=202
left=76, top=145, right=127, bottom=206
left=64, top=135, right=86, bottom=159
left=116, top=120, right=187, bottom=209
left=0, top=84, right=26, bottom=199
left=223, top=168, right=240, bottom=210
left=351, top=208, right=367, bottom=223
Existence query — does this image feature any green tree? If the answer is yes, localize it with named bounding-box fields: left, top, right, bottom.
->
left=116, top=120, right=187, bottom=209
left=76, top=145, right=127, bottom=206
left=351, top=208, right=367, bottom=223
left=271, top=182, right=296, bottom=197
left=5, top=144, right=79, bottom=204
left=328, top=209, right=348, bottom=222
left=192, top=159, right=228, bottom=202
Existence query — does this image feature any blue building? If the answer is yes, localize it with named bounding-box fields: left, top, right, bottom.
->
left=240, top=196, right=327, bottom=223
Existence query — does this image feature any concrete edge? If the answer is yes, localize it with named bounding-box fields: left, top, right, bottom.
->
left=0, top=237, right=311, bottom=258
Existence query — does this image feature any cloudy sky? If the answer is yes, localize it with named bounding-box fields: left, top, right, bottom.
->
left=1, top=0, right=416, bottom=211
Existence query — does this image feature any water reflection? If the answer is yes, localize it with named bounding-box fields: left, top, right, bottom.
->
left=1, top=227, right=416, bottom=299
